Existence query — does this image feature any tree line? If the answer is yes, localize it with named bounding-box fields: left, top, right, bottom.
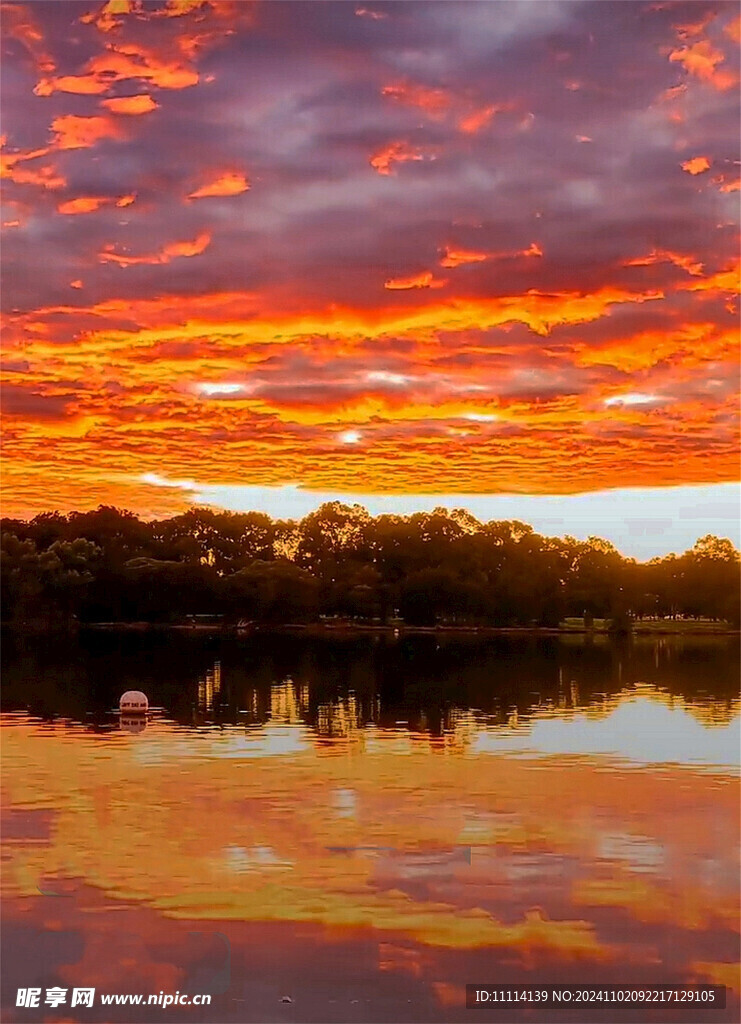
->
left=1, top=503, right=739, bottom=630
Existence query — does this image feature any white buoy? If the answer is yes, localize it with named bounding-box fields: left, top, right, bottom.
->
left=119, top=690, right=149, bottom=714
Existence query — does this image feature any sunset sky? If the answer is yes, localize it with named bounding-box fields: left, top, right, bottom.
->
left=1, top=0, right=739, bottom=556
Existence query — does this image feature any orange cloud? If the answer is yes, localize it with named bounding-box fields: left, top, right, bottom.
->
left=2, top=162, right=66, bottom=189
left=167, top=232, right=211, bottom=258
left=100, top=93, right=158, bottom=115
left=440, top=240, right=542, bottom=265
left=51, top=114, right=122, bottom=151
left=35, top=74, right=109, bottom=96
left=99, top=231, right=212, bottom=266
left=161, top=0, right=211, bottom=15
left=458, top=104, right=500, bottom=134
left=707, top=167, right=741, bottom=194
left=625, top=249, right=704, bottom=276
left=6, top=281, right=664, bottom=361
left=81, top=0, right=213, bottom=34
left=58, top=196, right=109, bottom=215
left=381, top=80, right=508, bottom=136
left=716, top=176, right=740, bottom=193
left=79, top=0, right=249, bottom=40
left=725, top=16, right=741, bottom=43
left=574, top=321, right=738, bottom=372
left=679, top=260, right=741, bottom=296
left=689, top=962, right=741, bottom=994
left=58, top=193, right=135, bottom=214
left=188, top=172, right=250, bottom=199
left=370, top=141, right=433, bottom=175
left=439, top=248, right=489, bottom=268
left=0, top=144, right=66, bottom=190
left=384, top=272, right=447, bottom=290
left=681, top=156, right=711, bottom=175
left=36, top=42, right=200, bottom=97
left=673, top=11, right=717, bottom=41
left=1, top=2, right=56, bottom=74
left=91, top=42, right=200, bottom=89
left=80, top=0, right=140, bottom=34
left=382, top=81, right=452, bottom=119
left=669, top=40, right=738, bottom=91
left=2, top=113, right=121, bottom=193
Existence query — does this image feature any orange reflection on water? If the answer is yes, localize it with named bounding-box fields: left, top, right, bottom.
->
left=2, top=683, right=739, bottom=990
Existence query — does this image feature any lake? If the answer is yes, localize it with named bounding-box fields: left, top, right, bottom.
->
left=1, top=633, right=739, bottom=1022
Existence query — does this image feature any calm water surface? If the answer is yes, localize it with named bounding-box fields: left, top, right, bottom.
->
left=2, top=634, right=739, bottom=1022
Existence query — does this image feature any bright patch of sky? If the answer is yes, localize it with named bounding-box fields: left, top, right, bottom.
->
left=139, top=477, right=740, bottom=560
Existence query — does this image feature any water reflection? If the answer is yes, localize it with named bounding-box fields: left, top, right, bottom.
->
left=119, top=713, right=147, bottom=734
left=1, top=635, right=739, bottom=1022
left=197, top=659, right=222, bottom=713
left=316, top=692, right=364, bottom=740
left=267, top=677, right=307, bottom=724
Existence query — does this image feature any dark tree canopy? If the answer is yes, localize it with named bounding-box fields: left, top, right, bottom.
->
left=2, top=504, right=739, bottom=629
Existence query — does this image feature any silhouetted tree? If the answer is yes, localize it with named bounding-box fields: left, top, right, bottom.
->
left=2, top=506, right=738, bottom=629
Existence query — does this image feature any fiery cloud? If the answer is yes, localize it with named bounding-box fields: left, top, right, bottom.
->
left=682, top=155, right=711, bottom=174
left=370, top=141, right=433, bottom=175
left=382, top=81, right=452, bottom=120
left=669, top=39, right=738, bottom=90
left=0, top=0, right=738, bottom=519
left=458, top=104, right=500, bottom=134
left=439, top=248, right=490, bottom=269
left=58, top=195, right=109, bottom=215
left=385, top=272, right=447, bottom=291
left=625, top=249, right=704, bottom=276
left=50, top=113, right=122, bottom=150
left=0, top=2, right=55, bottom=74
left=36, top=42, right=201, bottom=96
left=100, top=93, right=158, bottom=115
left=99, top=230, right=211, bottom=266
left=188, top=171, right=250, bottom=199
left=0, top=146, right=65, bottom=189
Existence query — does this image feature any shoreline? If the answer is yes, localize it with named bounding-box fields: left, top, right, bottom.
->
left=72, top=621, right=739, bottom=638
